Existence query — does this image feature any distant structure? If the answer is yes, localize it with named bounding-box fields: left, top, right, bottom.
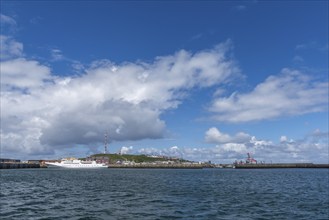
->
left=246, top=152, right=257, bottom=164
left=104, top=131, right=109, bottom=154
left=0, top=158, right=20, bottom=163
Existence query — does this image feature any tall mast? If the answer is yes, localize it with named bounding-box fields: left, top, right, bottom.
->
left=104, top=131, right=109, bottom=154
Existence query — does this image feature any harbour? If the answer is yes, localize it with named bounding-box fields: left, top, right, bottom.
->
left=107, top=163, right=207, bottom=169
left=0, top=162, right=47, bottom=169
left=1, top=155, right=329, bottom=169
left=234, top=163, right=329, bottom=169
left=0, top=159, right=47, bottom=169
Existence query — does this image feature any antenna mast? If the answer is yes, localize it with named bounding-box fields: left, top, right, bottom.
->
left=104, top=131, right=109, bottom=154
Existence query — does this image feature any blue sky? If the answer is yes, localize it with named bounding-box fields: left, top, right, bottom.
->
left=1, top=1, right=328, bottom=163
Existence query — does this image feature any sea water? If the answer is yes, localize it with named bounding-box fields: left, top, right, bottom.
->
left=0, top=168, right=328, bottom=219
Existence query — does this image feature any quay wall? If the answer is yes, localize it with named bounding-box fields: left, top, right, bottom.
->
left=0, top=163, right=47, bottom=169
left=108, top=164, right=211, bottom=169
left=235, top=163, right=329, bottom=169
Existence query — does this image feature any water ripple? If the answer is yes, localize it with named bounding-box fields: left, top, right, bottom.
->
left=1, top=168, right=328, bottom=219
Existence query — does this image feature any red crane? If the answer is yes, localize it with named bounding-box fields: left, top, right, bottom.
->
left=246, top=152, right=257, bottom=164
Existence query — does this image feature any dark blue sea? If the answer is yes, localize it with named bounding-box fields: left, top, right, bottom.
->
left=1, top=168, right=328, bottom=219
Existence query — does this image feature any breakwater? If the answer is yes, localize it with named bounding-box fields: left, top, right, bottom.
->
left=235, top=163, right=329, bottom=169
left=0, top=163, right=47, bottom=169
left=108, top=164, right=211, bottom=169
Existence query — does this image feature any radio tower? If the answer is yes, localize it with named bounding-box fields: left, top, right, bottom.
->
left=104, top=131, right=109, bottom=154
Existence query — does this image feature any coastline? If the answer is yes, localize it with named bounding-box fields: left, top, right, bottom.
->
left=107, top=164, right=209, bottom=169
left=0, top=162, right=47, bottom=169
left=234, top=163, right=329, bottom=169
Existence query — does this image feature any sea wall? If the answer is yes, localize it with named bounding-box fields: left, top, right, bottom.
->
left=0, top=163, right=47, bottom=169
left=235, top=163, right=329, bottom=169
left=108, top=164, right=210, bottom=169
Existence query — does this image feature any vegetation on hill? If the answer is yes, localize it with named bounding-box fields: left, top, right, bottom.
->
left=88, top=153, right=190, bottom=163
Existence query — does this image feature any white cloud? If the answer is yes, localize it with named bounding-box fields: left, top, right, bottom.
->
left=164, top=128, right=328, bottom=163
left=0, top=14, right=16, bottom=26
left=276, top=130, right=329, bottom=162
left=0, top=35, right=23, bottom=59
left=203, top=127, right=272, bottom=162
left=296, top=41, right=329, bottom=52
left=120, top=146, right=134, bottom=155
left=50, top=49, right=65, bottom=61
left=205, top=127, right=250, bottom=144
left=71, top=61, right=85, bottom=73
left=0, top=14, right=17, bottom=35
left=0, top=58, right=52, bottom=90
left=97, top=128, right=328, bottom=163
left=138, top=145, right=184, bottom=158
left=280, top=136, right=288, bottom=142
left=203, top=127, right=328, bottom=163
left=209, top=68, right=328, bottom=122
left=1, top=39, right=240, bottom=157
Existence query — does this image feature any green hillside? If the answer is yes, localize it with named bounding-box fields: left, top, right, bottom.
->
left=88, top=153, right=189, bottom=163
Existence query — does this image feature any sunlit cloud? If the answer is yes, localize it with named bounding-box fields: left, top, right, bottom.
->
left=1, top=37, right=239, bottom=156
left=209, top=68, right=328, bottom=122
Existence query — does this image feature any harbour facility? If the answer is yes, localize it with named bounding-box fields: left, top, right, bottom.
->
left=0, top=158, right=47, bottom=169
left=1, top=151, right=328, bottom=169
left=233, top=153, right=329, bottom=169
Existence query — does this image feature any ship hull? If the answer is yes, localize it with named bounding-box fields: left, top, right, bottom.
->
left=46, top=162, right=107, bottom=168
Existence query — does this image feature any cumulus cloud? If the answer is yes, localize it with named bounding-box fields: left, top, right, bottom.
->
left=205, top=127, right=251, bottom=144
left=203, top=127, right=328, bottom=163
left=203, top=127, right=272, bottom=162
left=209, top=68, right=328, bottom=122
left=133, top=128, right=328, bottom=163
left=120, top=146, right=134, bottom=155
left=1, top=58, right=52, bottom=90
left=138, top=146, right=184, bottom=158
left=1, top=39, right=239, bottom=157
left=275, top=130, right=329, bottom=162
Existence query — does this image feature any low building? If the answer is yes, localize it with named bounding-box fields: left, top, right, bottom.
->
left=86, top=156, right=109, bottom=164
left=28, top=160, right=46, bottom=165
left=0, top=158, right=21, bottom=163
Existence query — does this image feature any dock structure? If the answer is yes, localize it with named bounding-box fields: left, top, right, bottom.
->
left=0, top=163, right=47, bottom=169
left=234, top=153, right=329, bottom=169
left=235, top=163, right=329, bottom=169
left=0, top=158, right=48, bottom=169
left=108, top=163, right=212, bottom=169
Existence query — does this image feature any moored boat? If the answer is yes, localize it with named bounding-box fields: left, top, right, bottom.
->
left=45, top=158, right=107, bottom=168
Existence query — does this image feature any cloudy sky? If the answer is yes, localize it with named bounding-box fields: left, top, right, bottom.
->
left=1, top=1, right=328, bottom=163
